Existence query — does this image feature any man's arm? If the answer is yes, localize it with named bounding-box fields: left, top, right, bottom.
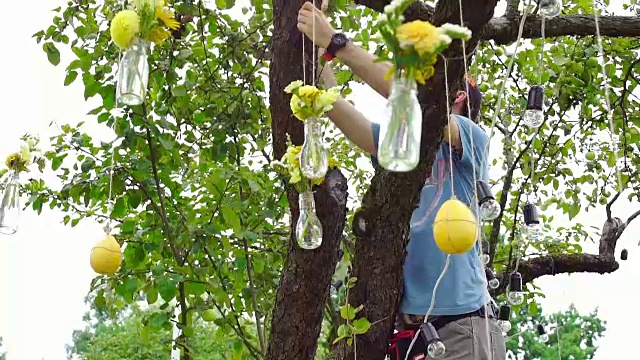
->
left=297, top=2, right=393, bottom=99
left=319, top=58, right=377, bottom=155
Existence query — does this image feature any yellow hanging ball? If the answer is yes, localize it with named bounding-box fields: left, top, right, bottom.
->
left=90, top=235, right=123, bottom=275
left=433, top=198, right=478, bottom=254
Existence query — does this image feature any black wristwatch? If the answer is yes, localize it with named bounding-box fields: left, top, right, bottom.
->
left=323, top=33, right=349, bottom=61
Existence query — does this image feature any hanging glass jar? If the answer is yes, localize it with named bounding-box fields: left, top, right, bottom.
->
left=377, top=75, right=422, bottom=172
left=299, top=117, right=328, bottom=180
left=295, top=191, right=323, bottom=250
left=0, top=171, right=21, bottom=235
left=116, top=38, right=150, bottom=106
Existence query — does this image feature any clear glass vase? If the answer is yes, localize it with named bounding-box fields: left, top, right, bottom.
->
left=295, top=191, right=323, bottom=250
left=377, top=75, right=422, bottom=172
left=300, top=117, right=328, bottom=180
left=116, top=38, right=150, bottom=106
left=0, top=171, right=20, bottom=235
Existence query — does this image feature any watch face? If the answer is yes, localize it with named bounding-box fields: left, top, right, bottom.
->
left=333, top=33, right=349, bottom=47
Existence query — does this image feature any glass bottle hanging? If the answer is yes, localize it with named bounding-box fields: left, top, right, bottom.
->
left=295, top=191, right=322, bottom=250
left=0, top=171, right=21, bottom=235
left=538, top=0, right=562, bottom=18
left=300, top=117, right=328, bottom=180
left=377, top=75, right=422, bottom=172
left=116, top=38, right=150, bottom=106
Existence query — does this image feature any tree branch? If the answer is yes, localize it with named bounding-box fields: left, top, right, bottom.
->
left=492, top=253, right=620, bottom=296
left=484, top=15, right=640, bottom=45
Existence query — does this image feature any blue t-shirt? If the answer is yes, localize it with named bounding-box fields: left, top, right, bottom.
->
left=371, top=115, right=490, bottom=316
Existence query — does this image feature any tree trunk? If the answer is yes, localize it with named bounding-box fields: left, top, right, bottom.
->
left=266, top=1, right=348, bottom=360
left=332, top=1, right=498, bottom=359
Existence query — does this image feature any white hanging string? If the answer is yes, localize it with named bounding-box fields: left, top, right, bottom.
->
left=480, top=0, right=533, bottom=169
left=592, top=0, right=624, bottom=191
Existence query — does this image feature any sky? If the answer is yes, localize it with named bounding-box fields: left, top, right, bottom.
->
left=1, top=0, right=639, bottom=359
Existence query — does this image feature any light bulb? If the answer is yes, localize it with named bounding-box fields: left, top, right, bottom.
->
left=507, top=291, right=524, bottom=305
left=481, top=253, right=491, bottom=265
left=540, top=333, right=549, bottom=343
left=523, top=109, right=544, bottom=128
left=498, top=320, right=512, bottom=333
left=526, top=223, right=542, bottom=241
left=524, top=86, right=544, bottom=128
left=480, top=199, right=501, bottom=221
left=427, top=341, right=446, bottom=358
left=538, top=0, right=562, bottom=18
left=488, top=278, right=500, bottom=289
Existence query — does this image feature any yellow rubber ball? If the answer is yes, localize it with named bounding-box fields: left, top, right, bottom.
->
left=433, top=199, right=478, bottom=254
left=90, top=235, right=123, bottom=276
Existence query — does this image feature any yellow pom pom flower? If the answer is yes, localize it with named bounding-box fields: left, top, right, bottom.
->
left=396, top=20, right=442, bottom=56
left=433, top=199, right=478, bottom=254
left=110, top=10, right=141, bottom=49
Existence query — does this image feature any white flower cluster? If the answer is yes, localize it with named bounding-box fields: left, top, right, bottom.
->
left=439, top=23, right=473, bottom=41
left=383, top=0, right=412, bottom=14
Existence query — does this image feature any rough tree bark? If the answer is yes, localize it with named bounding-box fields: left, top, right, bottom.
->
left=332, top=1, right=498, bottom=359
left=265, top=1, right=348, bottom=360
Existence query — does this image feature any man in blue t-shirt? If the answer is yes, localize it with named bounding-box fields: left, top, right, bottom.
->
left=297, top=3, right=507, bottom=359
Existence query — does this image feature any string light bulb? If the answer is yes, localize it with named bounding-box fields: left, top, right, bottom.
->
left=537, top=324, right=549, bottom=343
left=476, top=180, right=501, bottom=221
left=481, top=240, right=491, bottom=265
left=419, top=323, right=446, bottom=358
left=497, top=305, right=512, bottom=333
left=524, top=86, right=544, bottom=128
left=485, top=268, right=500, bottom=289
left=507, top=272, right=524, bottom=305
left=523, top=202, right=542, bottom=241
left=621, top=248, right=628, bottom=261
left=538, top=0, right=563, bottom=18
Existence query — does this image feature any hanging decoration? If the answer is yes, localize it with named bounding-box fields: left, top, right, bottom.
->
left=537, top=324, right=549, bottom=343
left=374, top=0, right=471, bottom=171
left=484, top=268, right=500, bottom=289
left=419, top=323, right=446, bottom=358
left=110, top=0, right=180, bottom=106
left=621, top=248, right=628, bottom=260
left=507, top=271, right=524, bottom=305
left=476, top=180, right=501, bottom=221
left=538, top=0, right=563, bottom=18
left=497, top=305, right=512, bottom=333
left=272, top=144, right=339, bottom=250
left=523, top=85, right=545, bottom=128
left=0, top=135, right=42, bottom=236
left=90, top=234, right=123, bottom=275
left=284, top=80, right=340, bottom=181
left=481, top=240, right=491, bottom=265
left=523, top=202, right=542, bottom=241
left=433, top=198, right=478, bottom=254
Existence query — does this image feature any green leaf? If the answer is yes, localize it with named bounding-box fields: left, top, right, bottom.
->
left=43, top=42, right=61, bottom=66
left=221, top=206, right=242, bottom=233
left=528, top=301, right=538, bottom=316
left=340, top=304, right=356, bottom=320
left=64, top=70, right=78, bottom=86
left=352, top=318, right=371, bottom=335
left=157, top=278, right=177, bottom=302
left=172, top=85, right=187, bottom=97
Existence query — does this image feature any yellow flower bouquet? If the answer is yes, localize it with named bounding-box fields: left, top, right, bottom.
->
left=284, top=81, right=341, bottom=122
left=284, top=80, right=341, bottom=181
left=377, top=0, right=472, bottom=84
left=0, top=135, right=43, bottom=235
left=110, top=0, right=180, bottom=49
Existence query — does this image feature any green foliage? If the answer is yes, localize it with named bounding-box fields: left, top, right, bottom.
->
left=333, top=277, right=371, bottom=346
left=67, top=304, right=248, bottom=360
left=0, top=337, right=6, bottom=360
left=506, top=304, right=606, bottom=360
left=24, top=0, right=640, bottom=359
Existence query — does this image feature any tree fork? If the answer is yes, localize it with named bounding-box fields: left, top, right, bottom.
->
left=266, top=1, right=349, bottom=359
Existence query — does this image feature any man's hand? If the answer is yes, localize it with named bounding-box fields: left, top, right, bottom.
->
left=297, top=2, right=336, bottom=48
